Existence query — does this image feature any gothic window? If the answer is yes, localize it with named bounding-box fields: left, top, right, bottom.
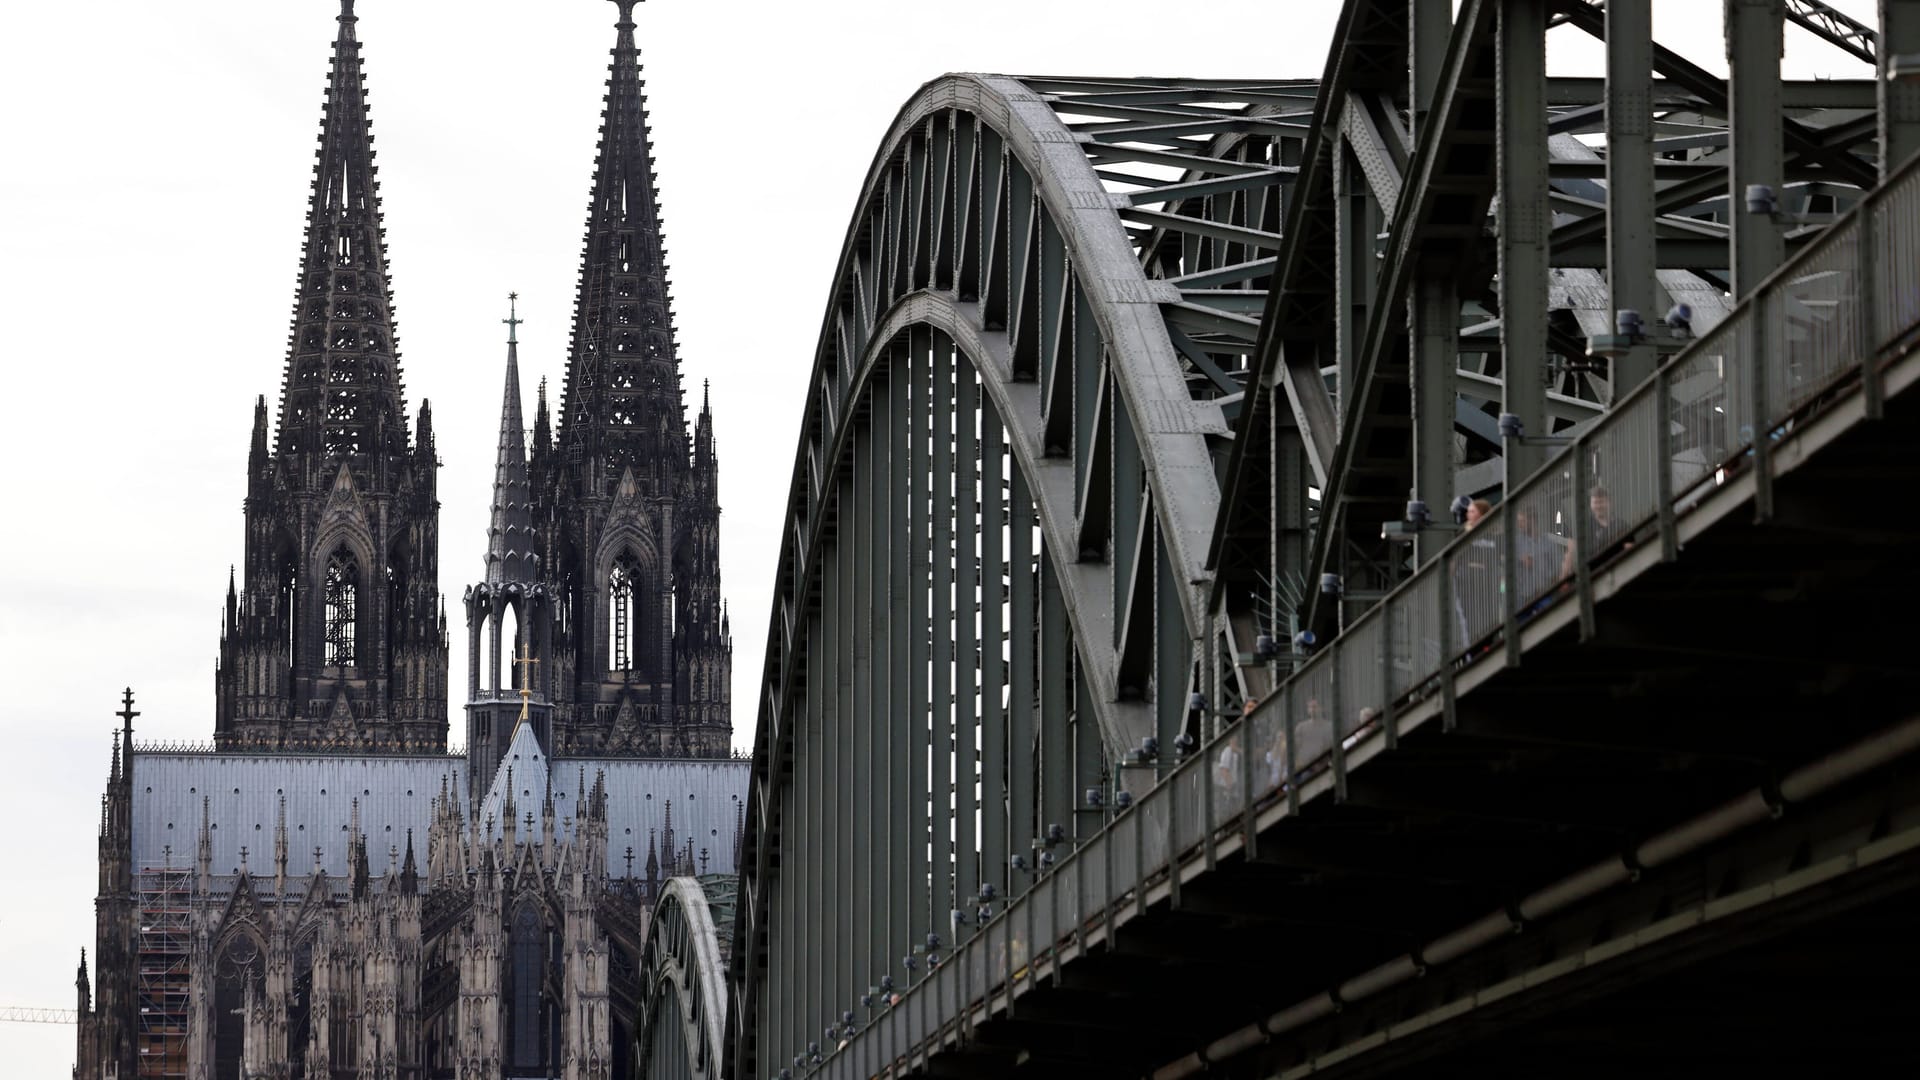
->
left=502, top=602, right=523, bottom=691
left=324, top=551, right=358, bottom=667
left=212, top=933, right=263, bottom=1080
left=609, top=554, right=641, bottom=675
left=281, top=563, right=299, bottom=669
left=510, top=905, right=545, bottom=1070
left=287, top=940, right=313, bottom=1080
left=387, top=559, right=406, bottom=678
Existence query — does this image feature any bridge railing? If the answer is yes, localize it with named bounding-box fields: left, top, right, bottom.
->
left=818, top=152, right=1920, bottom=1080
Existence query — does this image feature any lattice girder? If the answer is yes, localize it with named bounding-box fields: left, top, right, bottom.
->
left=729, top=72, right=1319, bottom=1080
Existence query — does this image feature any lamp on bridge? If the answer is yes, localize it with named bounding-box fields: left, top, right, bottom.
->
left=1588, top=306, right=1691, bottom=373
left=1744, top=183, right=1834, bottom=229
left=1383, top=496, right=1471, bottom=542
left=1497, top=412, right=1577, bottom=448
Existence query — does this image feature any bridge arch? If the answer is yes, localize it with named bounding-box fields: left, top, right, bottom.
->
left=636, top=876, right=735, bottom=1080
left=730, top=73, right=1306, bottom=1080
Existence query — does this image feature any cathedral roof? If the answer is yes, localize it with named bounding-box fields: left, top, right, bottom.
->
left=132, top=751, right=456, bottom=882
left=477, top=719, right=549, bottom=840
left=581, top=758, right=746, bottom=877
left=130, top=746, right=748, bottom=885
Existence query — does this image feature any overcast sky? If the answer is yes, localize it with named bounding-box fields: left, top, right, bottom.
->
left=0, top=0, right=1874, bottom=1070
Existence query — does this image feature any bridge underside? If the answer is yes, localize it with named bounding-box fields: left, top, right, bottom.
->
left=922, top=370, right=1920, bottom=1080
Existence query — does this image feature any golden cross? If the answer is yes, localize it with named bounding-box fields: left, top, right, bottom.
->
left=514, top=643, right=539, bottom=722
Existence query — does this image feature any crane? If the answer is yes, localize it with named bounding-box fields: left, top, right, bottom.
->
left=0, top=1005, right=77, bottom=1024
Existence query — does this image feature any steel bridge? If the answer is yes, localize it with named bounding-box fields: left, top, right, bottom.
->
left=629, top=2, right=1920, bottom=1077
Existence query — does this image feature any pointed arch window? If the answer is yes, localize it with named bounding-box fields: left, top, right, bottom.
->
left=212, top=933, right=263, bottom=1080
left=610, top=553, right=641, bottom=675
left=510, top=905, right=545, bottom=1069
left=324, top=551, right=358, bottom=668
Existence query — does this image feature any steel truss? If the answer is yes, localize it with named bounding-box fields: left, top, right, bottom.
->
left=721, top=2, right=1920, bottom=1080
left=727, top=73, right=1321, bottom=1080
left=1211, top=0, right=1890, bottom=697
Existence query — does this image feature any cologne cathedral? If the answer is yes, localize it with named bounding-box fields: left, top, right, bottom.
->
left=73, top=3, right=742, bottom=1077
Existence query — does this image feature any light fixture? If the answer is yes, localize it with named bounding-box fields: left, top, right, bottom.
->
left=1498, top=413, right=1574, bottom=447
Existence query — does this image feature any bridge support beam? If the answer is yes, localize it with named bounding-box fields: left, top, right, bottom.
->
left=1409, top=0, right=1457, bottom=565
left=1884, top=0, right=1920, bottom=175
left=1606, top=0, right=1660, bottom=395
left=1729, top=0, right=1787, bottom=299
left=1500, top=0, right=1551, bottom=480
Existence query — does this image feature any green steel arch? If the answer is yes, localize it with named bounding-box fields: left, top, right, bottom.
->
left=727, top=73, right=1311, bottom=1080
left=636, top=876, right=735, bottom=1080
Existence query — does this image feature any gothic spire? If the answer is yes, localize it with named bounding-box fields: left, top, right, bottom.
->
left=75, top=949, right=90, bottom=1013
left=248, top=395, right=270, bottom=471
left=399, top=829, right=419, bottom=895
left=533, top=377, right=552, bottom=451
left=274, top=795, right=289, bottom=897
left=558, top=0, right=687, bottom=487
left=661, top=798, right=675, bottom=870
left=273, top=0, right=412, bottom=483
left=732, top=799, right=744, bottom=873
left=486, top=295, right=536, bottom=585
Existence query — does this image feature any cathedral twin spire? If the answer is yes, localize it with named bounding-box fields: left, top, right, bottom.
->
left=558, top=0, right=689, bottom=493
left=275, top=0, right=412, bottom=480
left=463, top=0, right=731, bottom=774
left=216, top=0, right=725, bottom=761
left=218, top=0, right=446, bottom=750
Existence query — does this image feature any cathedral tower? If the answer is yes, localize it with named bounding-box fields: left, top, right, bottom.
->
left=532, top=0, right=732, bottom=757
left=215, top=0, right=449, bottom=751
left=466, top=297, right=556, bottom=802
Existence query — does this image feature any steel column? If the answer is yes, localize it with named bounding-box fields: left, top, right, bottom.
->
left=1729, top=0, right=1787, bottom=299
left=1008, top=461, right=1038, bottom=896
left=1411, top=0, right=1449, bottom=123
left=1884, top=0, right=1920, bottom=175
left=1335, top=143, right=1377, bottom=413
left=1039, top=551, right=1072, bottom=853
left=930, top=333, right=956, bottom=951
left=1499, top=0, right=1552, bottom=482
left=852, top=380, right=878, bottom=1049
left=980, top=398, right=1009, bottom=906
left=954, top=362, right=981, bottom=926
left=887, top=341, right=912, bottom=1006
left=1607, top=0, right=1661, bottom=393
left=871, top=358, right=899, bottom=1035
left=829, top=432, right=851, bottom=1039
left=909, top=326, right=934, bottom=963
left=1410, top=273, right=1456, bottom=565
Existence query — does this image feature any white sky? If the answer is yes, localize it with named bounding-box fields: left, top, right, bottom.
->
left=0, top=0, right=1873, bottom=1071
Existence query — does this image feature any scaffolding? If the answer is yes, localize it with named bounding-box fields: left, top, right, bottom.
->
left=136, top=866, right=191, bottom=1079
